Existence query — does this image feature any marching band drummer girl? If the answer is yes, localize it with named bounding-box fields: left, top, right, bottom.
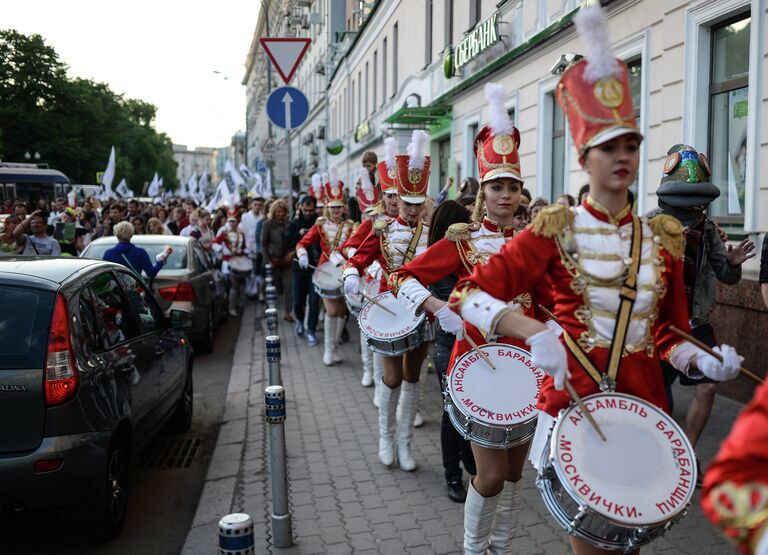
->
left=449, top=5, right=744, bottom=555
left=389, top=83, right=544, bottom=554
left=342, top=130, right=432, bottom=472
left=297, top=168, right=355, bottom=366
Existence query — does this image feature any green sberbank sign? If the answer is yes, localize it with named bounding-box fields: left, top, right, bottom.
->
left=455, top=12, right=499, bottom=70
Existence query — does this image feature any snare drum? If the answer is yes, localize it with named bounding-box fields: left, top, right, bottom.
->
left=312, top=262, right=343, bottom=298
left=446, top=343, right=542, bottom=449
left=358, top=292, right=426, bottom=356
left=345, top=277, right=380, bottom=318
left=536, top=392, right=696, bottom=552
left=229, top=256, right=253, bottom=277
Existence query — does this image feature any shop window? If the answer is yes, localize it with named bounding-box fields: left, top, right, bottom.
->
left=445, top=0, right=454, bottom=47
left=708, top=14, right=750, bottom=223
left=550, top=93, right=566, bottom=201
left=467, top=122, right=479, bottom=178
left=382, top=38, right=388, bottom=106
left=393, top=23, right=399, bottom=98
left=426, top=0, right=433, bottom=65
left=373, top=51, right=378, bottom=109
left=470, top=0, right=481, bottom=26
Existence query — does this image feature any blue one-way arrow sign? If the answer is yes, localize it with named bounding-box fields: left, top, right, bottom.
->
left=266, top=86, right=309, bottom=130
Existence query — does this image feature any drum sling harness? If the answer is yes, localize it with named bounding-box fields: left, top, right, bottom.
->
left=328, top=221, right=345, bottom=251
left=560, top=215, right=643, bottom=392
left=402, top=222, right=424, bottom=265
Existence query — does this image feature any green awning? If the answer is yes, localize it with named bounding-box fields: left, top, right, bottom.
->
left=385, top=104, right=452, bottom=128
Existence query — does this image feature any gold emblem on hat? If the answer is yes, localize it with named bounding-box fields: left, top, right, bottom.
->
left=492, top=134, right=515, bottom=156
left=593, top=77, right=624, bottom=109
left=408, top=169, right=423, bottom=184
left=332, top=186, right=340, bottom=196
left=388, top=167, right=396, bottom=179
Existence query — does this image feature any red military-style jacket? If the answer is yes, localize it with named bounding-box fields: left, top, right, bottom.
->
left=296, top=217, right=354, bottom=266
left=390, top=217, right=549, bottom=372
left=450, top=200, right=692, bottom=417
left=702, top=380, right=768, bottom=554
left=340, top=218, right=372, bottom=258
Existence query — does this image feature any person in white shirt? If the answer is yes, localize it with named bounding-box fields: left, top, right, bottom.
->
left=240, top=197, right=265, bottom=298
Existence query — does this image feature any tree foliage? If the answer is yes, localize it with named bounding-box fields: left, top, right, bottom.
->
left=0, top=29, right=178, bottom=191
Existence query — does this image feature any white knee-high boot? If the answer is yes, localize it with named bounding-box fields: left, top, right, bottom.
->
left=398, top=366, right=425, bottom=427
left=396, top=381, right=419, bottom=471
left=464, top=481, right=500, bottom=555
left=323, top=314, right=334, bottom=366
left=378, top=382, right=400, bottom=466
left=488, top=480, right=520, bottom=554
left=372, top=353, right=383, bottom=407
left=332, top=316, right=344, bottom=363
left=360, top=329, right=373, bottom=386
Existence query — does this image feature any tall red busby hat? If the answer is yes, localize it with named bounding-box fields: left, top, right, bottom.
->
left=324, top=166, right=345, bottom=207
left=556, top=5, right=642, bottom=157
left=474, top=83, right=523, bottom=184
left=309, top=173, right=325, bottom=207
left=395, top=130, right=430, bottom=204
left=356, top=168, right=380, bottom=212
left=377, top=137, right=399, bottom=194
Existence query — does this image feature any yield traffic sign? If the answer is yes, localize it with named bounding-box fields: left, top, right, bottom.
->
left=260, top=38, right=311, bottom=84
left=266, top=86, right=309, bottom=130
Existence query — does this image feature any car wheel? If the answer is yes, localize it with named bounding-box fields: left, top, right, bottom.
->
left=168, top=367, right=193, bottom=433
left=90, top=437, right=130, bottom=540
left=195, top=309, right=214, bottom=354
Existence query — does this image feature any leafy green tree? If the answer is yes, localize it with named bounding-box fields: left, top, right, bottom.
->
left=0, top=29, right=178, bottom=192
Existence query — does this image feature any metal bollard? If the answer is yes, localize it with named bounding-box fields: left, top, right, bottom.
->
left=265, top=285, right=277, bottom=310
left=266, top=335, right=282, bottom=385
left=264, top=262, right=273, bottom=279
left=265, top=307, right=278, bottom=335
left=265, top=385, right=294, bottom=547
left=218, top=513, right=255, bottom=554
left=265, top=275, right=274, bottom=288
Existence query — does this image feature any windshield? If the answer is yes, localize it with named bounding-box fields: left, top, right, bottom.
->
left=0, top=285, right=55, bottom=370
left=83, top=241, right=187, bottom=270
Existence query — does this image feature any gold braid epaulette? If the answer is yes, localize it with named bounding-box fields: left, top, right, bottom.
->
left=315, top=217, right=327, bottom=226
left=530, top=204, right=574, bottom=238
left=649, top=214, right=684, bottom=260
left=446, top=222, right=471, bottom=243
left=372, top=219, right=389, bottom=237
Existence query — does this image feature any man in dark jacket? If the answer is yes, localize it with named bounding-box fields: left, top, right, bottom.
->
left=287, top=195, right=321, bottom=345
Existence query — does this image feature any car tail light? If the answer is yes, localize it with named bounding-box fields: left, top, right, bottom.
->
left=159, top=282, right=196, bottom=302
left=45, top=294, right=79, bottom=406
left=34, top=459, right=63, bottom=473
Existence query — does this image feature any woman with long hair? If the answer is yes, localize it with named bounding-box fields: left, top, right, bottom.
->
left=450, top=6, right=743, bottom=554
left=343, top=130, right=432, bottom=473
left=389, top=83, right=543, bottom=552
left=296, top=169, right=355, bottom=365
left=262, top=199, right=294, bottom=320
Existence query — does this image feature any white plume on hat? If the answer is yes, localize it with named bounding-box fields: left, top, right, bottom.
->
left=311, top=173, right=321, bottom=194
left=407, top=130, right=429, bottom=171
left=329, top=165, right=339, bottom=186
left=358, top=168, right=373, bottom=194
left=574, top=4, right=621, bottom=83
left=484, top=83, right=513, bottom=137
left=321, top=172, right=329, bottom=184
left=383, top=137, right=397, bottom=170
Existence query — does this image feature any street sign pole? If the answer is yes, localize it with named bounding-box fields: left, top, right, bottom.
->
left=283, top=92, right=293, bottom=206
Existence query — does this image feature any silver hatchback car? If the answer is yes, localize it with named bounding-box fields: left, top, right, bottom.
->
left=81, top=235, right=227, bottom=353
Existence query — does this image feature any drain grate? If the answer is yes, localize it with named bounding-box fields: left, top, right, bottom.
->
left=143, top=437, right=202, bottom=469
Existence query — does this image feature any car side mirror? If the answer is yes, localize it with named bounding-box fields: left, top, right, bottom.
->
left=169, top=309, right=194, bottom=330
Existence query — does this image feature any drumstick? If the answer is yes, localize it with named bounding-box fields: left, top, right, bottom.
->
left=462, top=327, right=496, bottom=371
left=670, top=325, right=763, bottom=385
left=334, top=278, right=397, bottom=316
left=537, top=304, right=607, bottom=442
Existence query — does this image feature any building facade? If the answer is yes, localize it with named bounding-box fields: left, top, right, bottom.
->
left=172, top=144, right=216, bottom=186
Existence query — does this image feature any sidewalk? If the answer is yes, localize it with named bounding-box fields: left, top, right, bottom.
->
left=182, top=301, right=741, bottom=555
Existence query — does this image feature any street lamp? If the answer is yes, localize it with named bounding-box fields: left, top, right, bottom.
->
left=24, top=151, right=41, bottom=161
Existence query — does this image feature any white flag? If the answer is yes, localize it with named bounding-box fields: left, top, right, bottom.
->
left=116, top=178, right=133, bottom=198
left=206, top=179, right=229, bottom=212
left=67, top=190, right=77, bottom=207
left=239, top=164, right=253, bottom=181
left=188, top=172, right=198, bottom=194
left=147, top=172, right=160, bottom=196
left=101, top=146, right=116, bottom=192
left=265, top=169, right=274, bottom=199
left=179, top=177, right=189, bottom=199
left=250, top=173, right=264, bottom=197
left=225, top=160, right=245, bottom=186
left=199, top=169, right=210, bottom=193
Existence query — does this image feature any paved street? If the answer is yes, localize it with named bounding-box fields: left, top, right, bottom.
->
left=183, top=301, right=743, bottom=555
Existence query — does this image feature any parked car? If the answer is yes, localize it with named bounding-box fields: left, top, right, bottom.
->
left=81, top=235, right=227, bottom=353
left=0, top=257, right=194, bottom=539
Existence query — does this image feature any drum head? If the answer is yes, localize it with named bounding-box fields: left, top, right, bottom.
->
left=358, top=292, right=423, bottom=340
left=551, top=393, right=696, bottom=526
left=448, top=344, right=542, bottom=426
left=312, top=262, right=343, bottom=288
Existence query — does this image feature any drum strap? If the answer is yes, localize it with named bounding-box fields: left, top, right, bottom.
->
left=560, top=215, right=643, bottom=390
left=403, top=222, right=424, bottom=264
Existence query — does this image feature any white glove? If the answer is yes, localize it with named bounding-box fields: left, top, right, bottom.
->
left=298, top=252, right=309, bottom=269
left=344, top=275, right=360, bottom=297
left=329, top=251, right=345, bottom=267
left=526, top=328, right=570, bottom=391
left=545, top=319, right=564, bottom=337
left=695, top=344, right=743, bottom=382
left=434, top=304, right=464, bottom=339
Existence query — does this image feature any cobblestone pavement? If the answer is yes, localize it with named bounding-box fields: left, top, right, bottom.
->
left=182, top=301, right=741, bottom=554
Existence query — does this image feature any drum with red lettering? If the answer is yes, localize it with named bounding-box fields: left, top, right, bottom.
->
left=446, top=343, right=542, bottom=449
left=536, top=392, right=696, bottom=551
left=312, top=262, right=343, bottom=299
left=358, top=292, right=426, bottom=355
